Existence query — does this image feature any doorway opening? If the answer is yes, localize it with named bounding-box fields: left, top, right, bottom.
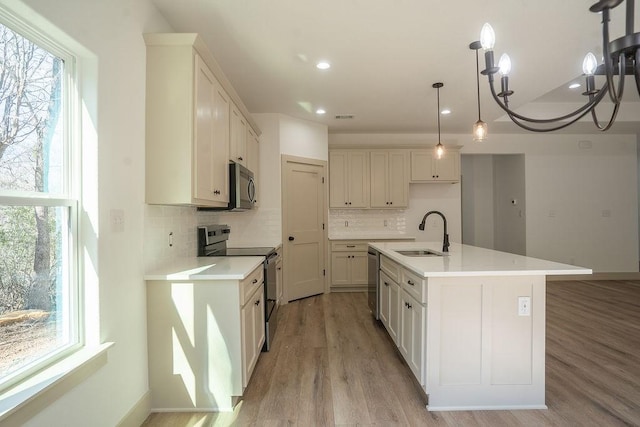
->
left=461, top=154, right=526, bottom=255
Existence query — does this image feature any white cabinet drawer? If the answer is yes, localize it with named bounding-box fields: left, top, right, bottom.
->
left=401, top=268, right=427, bottom=304
left=331, top=241, right=369, bottom=252
left=240, top=265, right=264, bottom=306
left=380, top=255, right=401, bottom=283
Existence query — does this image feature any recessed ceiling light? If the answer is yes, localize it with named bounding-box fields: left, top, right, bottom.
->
left=316, top=108, right=326, bottom=115
left=441, top=109, right=451, bottom=115
left=316, top=61, right=331, bottom=70
left=569, top=83, right=581, bottom=89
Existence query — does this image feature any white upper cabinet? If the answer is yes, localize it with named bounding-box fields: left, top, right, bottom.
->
left=230, top=104, right=247, bottom=166
left=410, top=149, right=460, bottom=183
left=329, top=150, right=370, bottom=208
left=246, top=127, right=259, bottom=206
left=194, top=56, right=230, bottom=204
left=144, top=33, right=260, bottom=207
left=370, top=150, right=409, bottom=208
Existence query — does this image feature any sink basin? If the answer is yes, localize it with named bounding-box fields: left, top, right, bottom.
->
left=396, top=249, right=444, bottom=257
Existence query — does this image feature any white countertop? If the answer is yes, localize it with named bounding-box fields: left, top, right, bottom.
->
left=144, top=256, right=264, bottom=281
left=370, top=241, right=592, bottom=278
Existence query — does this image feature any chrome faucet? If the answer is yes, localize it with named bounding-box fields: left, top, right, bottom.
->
left=418, top=210, right=450, bottom=253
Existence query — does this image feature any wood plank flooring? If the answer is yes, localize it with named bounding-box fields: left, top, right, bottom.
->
left=142, top=280, right=640, bottom=426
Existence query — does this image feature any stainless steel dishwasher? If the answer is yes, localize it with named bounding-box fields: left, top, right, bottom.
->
left=367, top=247, right=380, bottom=320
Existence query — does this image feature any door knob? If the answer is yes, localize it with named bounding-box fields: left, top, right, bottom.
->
left=288, top=236, right=295, bottom=241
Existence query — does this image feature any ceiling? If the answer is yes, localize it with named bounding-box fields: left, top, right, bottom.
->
left=150, top=0, right=640, bottom=136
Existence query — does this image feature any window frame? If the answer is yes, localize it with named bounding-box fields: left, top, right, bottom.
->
left=0, top=7, right=83, bottom=393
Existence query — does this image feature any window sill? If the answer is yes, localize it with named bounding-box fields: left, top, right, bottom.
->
left=0, top=342, right=114, bottom=426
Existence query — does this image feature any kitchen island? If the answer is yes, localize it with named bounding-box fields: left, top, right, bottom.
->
left=369, top=241, right=592, bottom=411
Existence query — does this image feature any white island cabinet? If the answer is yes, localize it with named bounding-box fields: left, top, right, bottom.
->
left=369, top=241, right=591, bottom=411
left=145, top=256, right=265, bottom=412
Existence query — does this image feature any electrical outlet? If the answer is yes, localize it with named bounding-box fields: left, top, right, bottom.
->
left=518, top=296, right=531, bottom=316
left=110, top=209, right=124, bottom=233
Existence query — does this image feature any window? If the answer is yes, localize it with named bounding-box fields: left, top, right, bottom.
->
left=0, top=14, right=79, bottom=390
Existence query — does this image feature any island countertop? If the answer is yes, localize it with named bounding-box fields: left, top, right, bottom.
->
left=144, top=256, right=264, bottom=281
left=369, top=241, right=592, bottom=278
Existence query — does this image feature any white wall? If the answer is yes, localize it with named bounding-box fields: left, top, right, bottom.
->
left=461, top=155, right=495, bottom=249
left=330, top=132, right=639, bottom=272
left=279, top=114, right=328, bottom=161
left=1, top=0, right=172, bottom=426
left=493, top=155, right=526, bottom=255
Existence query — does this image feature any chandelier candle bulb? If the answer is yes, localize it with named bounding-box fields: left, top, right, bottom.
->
left=582, top=52, right=598, bottom=75
left=498, top=53, right=511, bottom=76
left=480, top=23, right=495, bottom=50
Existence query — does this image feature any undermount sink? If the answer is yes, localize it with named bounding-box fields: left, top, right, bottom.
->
left=396, top=249, right=444, bottom=257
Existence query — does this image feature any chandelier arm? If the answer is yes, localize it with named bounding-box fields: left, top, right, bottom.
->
left=590, top=101, right=621, bottom=131
left=504, top=104, right=601, bottom=132
left=601, top=7, right=626, bottom=105
left=487, top=76, right=608, bottom=124
left=635, top=48, right=640, bottom=95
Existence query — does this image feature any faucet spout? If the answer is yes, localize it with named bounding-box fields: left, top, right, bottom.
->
left=418, top=210, right=450, bottom=253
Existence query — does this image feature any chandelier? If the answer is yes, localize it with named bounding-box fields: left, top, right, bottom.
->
left=476, top=0, right=640, bottom=132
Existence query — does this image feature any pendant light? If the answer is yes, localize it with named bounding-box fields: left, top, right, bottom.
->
left=433, top=82, right=445, bottom=159
left=470, top=41, right=488, bottom=141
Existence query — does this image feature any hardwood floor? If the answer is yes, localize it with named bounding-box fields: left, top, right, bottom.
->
left=142, top=280, right=640, bottom=426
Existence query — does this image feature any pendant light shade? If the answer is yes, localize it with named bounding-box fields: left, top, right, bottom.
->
left=470, top=41, right=487, bottom=141
left=433, top=82, right=445, bottom=159
left=473, top=120, right=488, bottom=141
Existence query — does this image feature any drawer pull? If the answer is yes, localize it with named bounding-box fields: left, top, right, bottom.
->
left=346, top=245, right=356, bottom=248
left=252, top=279, right=258, bottom=284
left=407, top=280, right=415, bottom=286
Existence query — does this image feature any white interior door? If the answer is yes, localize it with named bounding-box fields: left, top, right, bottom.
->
left=282, top=156, right=327, bottom=302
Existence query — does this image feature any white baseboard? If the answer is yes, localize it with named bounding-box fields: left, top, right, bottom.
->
left=547, top=272, right=640, bottom=281
left=117, top=390, right=151, bottom=427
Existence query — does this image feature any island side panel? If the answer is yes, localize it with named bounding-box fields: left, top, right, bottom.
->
left=426, top=275, right=546, bottom=411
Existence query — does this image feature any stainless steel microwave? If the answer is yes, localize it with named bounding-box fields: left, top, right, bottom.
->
left=197, top=162, right=256, bottom=211
left=228, top=162, right=256, bottom=211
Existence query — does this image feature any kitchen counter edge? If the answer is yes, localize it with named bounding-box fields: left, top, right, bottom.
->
left=369, top=241, right=593, bottom=278
left=144, top=256, right=265, bottom=281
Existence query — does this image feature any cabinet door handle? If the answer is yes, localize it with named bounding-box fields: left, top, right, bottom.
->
left=288, top=236, right=295, bottom=241
left=407, top=280, right=415, bottom=286
left=277, top=267, right=282, bottom=271
left=213, top=189, right=220, bottom=195
left=252, top=279, right=258, bottom=284
left=407, top=303, right=412, bottom=309
left=238, top=156, right=244, bottom=161
left=255, top=300, right=260, bottom=306
left=384, top=281, right=389, bottom=286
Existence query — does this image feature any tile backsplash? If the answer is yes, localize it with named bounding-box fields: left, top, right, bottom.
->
left=144, top=205, right=281, bottom=271
left=328, top=209, right=408, bottom=237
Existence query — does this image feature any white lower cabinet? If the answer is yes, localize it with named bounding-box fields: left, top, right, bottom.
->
left=146, top=265, right=264, bottom=411
left=379, top=255, right=427, bottom=387
left=399, top=289, right=426, bottom=385
left=379, top=270, right=400, bottom=345
left=241, top=283, right=265, bottom=388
